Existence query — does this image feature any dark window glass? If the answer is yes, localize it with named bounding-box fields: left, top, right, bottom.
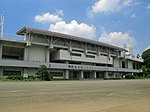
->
left=122, top=61, right=126, bottom=68
left=2, top=46, right=24, bottom=60
left=71, top=53, right=81, bottom=57
left=86, top=55, right=95, bottom=58
left=51, top=72, right=63, bottom=77
left=3, top=70, right=21, bottom=76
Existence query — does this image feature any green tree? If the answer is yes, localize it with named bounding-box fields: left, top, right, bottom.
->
left=142, top=49, right=150, bottom=68
left=141, top=65, right=150, bottom=76
left=141, top=49, right=150, bottom=76
left=36, top=65, right=53, bottom=81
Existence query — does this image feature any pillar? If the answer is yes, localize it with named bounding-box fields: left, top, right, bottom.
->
left=64, top=70, right=69, bottom=79
left=104, top=72, right=109, bottom=79
left=24, top=47, right=29, bottom=61
left=66, top=61, right=69, bottom=64
left=113, top=72, right=116, bottom=78
left=45, top=48, right=50, bottom=63
left=23, top=68, right=29, bottom=78
left=80, top=71, right=84, bottom=79
left=0, top=42, right=2, bottom=59
left=94, top=71, right=96, bottom=79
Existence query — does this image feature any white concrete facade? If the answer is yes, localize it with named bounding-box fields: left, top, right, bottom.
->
left=0, top=27, right=143, bottom=79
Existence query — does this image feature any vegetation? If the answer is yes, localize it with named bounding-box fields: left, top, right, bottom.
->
left=36, top=65, right=53, bottom=81
left=1, top=65, right=53, bottom=81
left=141, top=48, right=150, bottom=76
left=142, top=49, right=150, bottom=68
left=125, top=73, right=135, bottom=79
left=6, top=75, right=23, bottom=80
left=1, top=75, right=39, bottom=81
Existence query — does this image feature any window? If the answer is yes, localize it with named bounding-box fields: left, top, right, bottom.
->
left=122, top=61, right=126, bottom=68
left=3, top=70, right=21, bottom=76
left=72, top=49, right=84, bottom=53
left=133, top=63, right=136, bottom=69
left=136, top=64, right=139, bottom=69
left=71, top=53, right=81, bottom=57
left=101, top=54, right=108, bottom=56
left=84, top=72, right=90, bottom=78
left=2, top=46, right=24, bottom=60
left=88, top=51, right=97, bottom=55
left=50, top=72, right=63, bottom=77
left=86, top=55, right=95, bottom=58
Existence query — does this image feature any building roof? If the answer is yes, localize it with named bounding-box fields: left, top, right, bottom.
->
left=126, top=56, right=143, bottom=63
left=16, top=27, right=127, bottom=51
left=0, top=38, right=26, bottom=44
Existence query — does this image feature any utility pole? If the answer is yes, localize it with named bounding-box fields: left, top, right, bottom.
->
left=0, top=14, right=4, bottom=38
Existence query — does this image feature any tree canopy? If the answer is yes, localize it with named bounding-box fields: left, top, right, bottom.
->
left=142, top=49, right=150, bottom=68
left=36, top=65, right=53, bottom=81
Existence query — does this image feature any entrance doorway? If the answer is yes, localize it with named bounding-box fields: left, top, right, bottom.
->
left=69, top=71, right=79, bottom=79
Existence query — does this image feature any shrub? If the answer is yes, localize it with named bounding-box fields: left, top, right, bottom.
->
left=125, top=73, right=135, bottom=79
left=6, top=75, right=23, bottom=80
left=36, top=65, right=53, bottom=81
left=44, top=73, right=53, bottom=81
left=27, top=76, right=38, bottom=81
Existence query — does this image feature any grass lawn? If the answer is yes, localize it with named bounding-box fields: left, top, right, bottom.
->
left=0, top=80, right=150, bottom=112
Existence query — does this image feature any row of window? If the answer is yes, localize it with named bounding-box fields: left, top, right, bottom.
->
left=50, top=72, right=63, bottom=77
left=121, top=61, right=140, bottom=69
left=3, top=70, right=21, bottom=76
left=70, top=53, right=95, bottom=58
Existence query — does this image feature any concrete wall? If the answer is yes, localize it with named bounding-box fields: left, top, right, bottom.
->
left=26, top=68, right=38, bottom=76
left=113, top=57, right=120, bottom=67
left=28, top=45, right=46, bottom=62
left=52, top=49, right=113, bottom=65
left=128, top=60, right=133, bottom=69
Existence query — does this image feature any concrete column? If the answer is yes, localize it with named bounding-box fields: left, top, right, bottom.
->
left=80, top=71, right=84, bottom=79
left=113, top=72, right=116, bottom=78
left=63, top=61, right=69, bottom=79
left=64, top=70, right=69, bottom=79
left=45, top=48, right=50, bottom=63
left=0, top=42, right=2, bottom=59
left=24, top=47, right=29, bottom=61
left=66, top=61, right=69, bottom=64
left=94, top=71, right=96, bottom=79
left=23, top=68, right=29, bottom=76
left=104, top=72, right=109, bottom=79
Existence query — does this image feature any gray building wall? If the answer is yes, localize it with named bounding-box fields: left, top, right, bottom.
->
left=0, top=29, right=143, bottom=80
left=28, top=45, right=46, bottom=62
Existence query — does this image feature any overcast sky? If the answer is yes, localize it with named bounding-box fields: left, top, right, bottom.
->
left=0, top=0, right=150, bottom=54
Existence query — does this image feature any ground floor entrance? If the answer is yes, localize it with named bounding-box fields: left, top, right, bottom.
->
left=0, top=67, right=127, bottom=80
left=69, top=71, right=80, bottom=80
left=68, top=71, right=105, bottom=80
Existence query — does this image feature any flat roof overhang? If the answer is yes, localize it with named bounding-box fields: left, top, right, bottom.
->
left=16, top=27, right=127, bottom=52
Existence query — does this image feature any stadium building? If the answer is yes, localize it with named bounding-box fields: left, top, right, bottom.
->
left=0, top=27, right=143, bottom=79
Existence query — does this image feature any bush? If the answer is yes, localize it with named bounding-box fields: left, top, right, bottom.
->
left=44, top=73, right=53, bottom=81
left=27, top=76, right=38, bottom=81
left=6, top=75, right=23, bottom=80
left=36, top=65, right=53, bottom=81
left=125, top=73, right=135, bottom=79
left=146, top=75, right=150, bottom=78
